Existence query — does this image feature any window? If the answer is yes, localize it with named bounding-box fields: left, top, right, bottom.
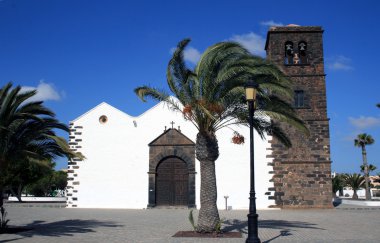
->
left=298, top=41, right=308, bottom=64
left=284, top=41, right=294, bottom=64
left=99, top=115, right=108, bottom=124
left=294, top=90, right=304, bottom=108
left=284, top=41, right=309, bottom=65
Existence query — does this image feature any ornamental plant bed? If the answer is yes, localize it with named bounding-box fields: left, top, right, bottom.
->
left=173, top=231, right=242, bottom=238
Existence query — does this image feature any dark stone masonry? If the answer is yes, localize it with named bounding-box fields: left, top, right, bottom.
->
left=265, top=25, right=333, bottom=208
left=66, top=123, right=83, bottom=208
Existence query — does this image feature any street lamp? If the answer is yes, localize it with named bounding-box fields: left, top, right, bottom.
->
left=245, top=81, right=261, bottom=243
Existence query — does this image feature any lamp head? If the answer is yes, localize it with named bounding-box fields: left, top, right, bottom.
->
left=245, top=81, right=258, bottom=101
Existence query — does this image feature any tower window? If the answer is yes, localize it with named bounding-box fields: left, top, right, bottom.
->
left=284, top=41, right=294, bottom=64
left=298, top=41, right=308, bottom=64
left=294, top=90, right=304, bottom=108
left=284, top=41, right=309, bottom=65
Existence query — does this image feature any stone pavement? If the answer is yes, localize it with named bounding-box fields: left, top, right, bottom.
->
left=1, top=203, right=380, bottom=243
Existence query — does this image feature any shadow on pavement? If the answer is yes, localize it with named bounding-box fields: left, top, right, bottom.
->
left=0, top=237, right=26, bottom=243
left=333, top=198, right=342, bottom=207
left=2, top=219, right=123, bottom=241
left=263, top=229, right=292, bottom=243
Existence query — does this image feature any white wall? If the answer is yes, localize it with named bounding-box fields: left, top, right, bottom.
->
left=215, top=126, right=273, bottom=209
left=337, top=189, right=378, bottom=198
left=67, top=100, right=274, bottom=209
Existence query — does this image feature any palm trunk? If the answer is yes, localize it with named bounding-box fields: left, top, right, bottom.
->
left=361, top=146, right=371, bottom=200
left=10, top=185, right=23, bottom=202
left=0, top=159, right=5, bottom=208
left=0, top=185, right=3, bottom=208
left=195, top=132, right=220, bottom=232
left=17, top=184, right=23, bottom=202
left=352, top=190, right=358, bottom=199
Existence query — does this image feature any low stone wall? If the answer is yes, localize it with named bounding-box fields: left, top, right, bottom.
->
left=7, top=197, right=66, bottom=202
left=339, top=198, right=380, bottom=207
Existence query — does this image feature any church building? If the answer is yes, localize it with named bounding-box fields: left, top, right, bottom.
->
left=66, top=25, right=332, bottom=209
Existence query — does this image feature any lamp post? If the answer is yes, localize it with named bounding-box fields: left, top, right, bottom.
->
left=245, top=81, right=261, bottom=243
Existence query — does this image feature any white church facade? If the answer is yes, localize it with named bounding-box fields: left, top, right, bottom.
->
left=66, top=25, right=334, bottom=209
left=66, top=100, right=274, bottom=209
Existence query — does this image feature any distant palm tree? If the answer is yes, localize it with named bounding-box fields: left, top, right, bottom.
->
left=343, top=173, right=365, bottom=199
left=354, top=133, right=375, bottom=200
left=360, top=164, right=377, bottom=175
left=0, top=82, right=82, bottom=208
left=332, top=174, right=345, bottom=198
left=135, top=39, right=307, bottom=232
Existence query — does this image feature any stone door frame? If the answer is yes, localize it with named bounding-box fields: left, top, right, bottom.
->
left=148, top=148, right=196, bottom=208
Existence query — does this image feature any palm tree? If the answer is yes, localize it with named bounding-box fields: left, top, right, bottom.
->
left=376, top=103, right=380, bottom=108
left=343, top=173, right=365, bottom=199
left=135, top=39, right=307, bottom=232
left=0, top=82, right=82, bottom=208
left=354, top=133, right=375, bottom=200
left=332, top=174, right=345, bottom=198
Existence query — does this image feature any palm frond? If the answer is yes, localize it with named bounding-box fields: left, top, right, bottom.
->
left=0, top=83, right=83, bottom=180
left=264, top=122, right=292, bottom=147
left=134, top=85, right=170, bottom=103
left=134, top=40, right=309, bottom=147
left=354, top=133, right=375, bottom=147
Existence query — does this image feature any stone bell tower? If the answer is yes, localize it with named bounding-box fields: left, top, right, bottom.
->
left=265, top=25, right=332, bottom=208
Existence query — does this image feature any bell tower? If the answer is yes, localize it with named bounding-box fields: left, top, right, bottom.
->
left=265, top=25, right=332, bottom=208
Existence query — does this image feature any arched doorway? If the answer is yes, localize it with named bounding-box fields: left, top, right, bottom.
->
left=156, top=157, right=189, bottom=206
left=148, top=128, right=196, bottom=208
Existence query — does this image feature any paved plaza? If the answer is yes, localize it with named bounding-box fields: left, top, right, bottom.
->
left=1, top=203, right=379, bottom=243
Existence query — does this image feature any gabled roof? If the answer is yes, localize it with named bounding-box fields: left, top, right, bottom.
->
left=134, top=96, right=182, bottom=118
left=148, top=128, right=195, bottom=146
left=71, top=96, right=182, bottom=123
left=71, top=102, right=133, bottom=122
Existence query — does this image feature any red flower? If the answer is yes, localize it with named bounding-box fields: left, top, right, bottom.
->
left=183, top=105, right=193, bottom=120
left=231, top=132, right=245, bottom=145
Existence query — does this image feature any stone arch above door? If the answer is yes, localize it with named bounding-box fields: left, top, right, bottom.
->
left=147, top=128, right=196, bottom=208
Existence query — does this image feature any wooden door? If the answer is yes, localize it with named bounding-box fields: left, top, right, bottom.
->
left=156, top=157, right=188, bottom=206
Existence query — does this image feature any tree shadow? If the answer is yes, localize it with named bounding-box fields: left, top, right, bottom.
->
left=1, top=219, right=123, bottom=241
left=263, top=229, right=292, bottom=243
left=222, top=218, right=325, bottom=242
left=333, top=198, right=342, bottom=207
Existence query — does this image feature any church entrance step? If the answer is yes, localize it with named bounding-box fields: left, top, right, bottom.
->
left=151, top=206, right=189, bottom=209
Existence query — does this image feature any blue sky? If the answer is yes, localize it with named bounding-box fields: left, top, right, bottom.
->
left=1, top=0, right=379, bottom=173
